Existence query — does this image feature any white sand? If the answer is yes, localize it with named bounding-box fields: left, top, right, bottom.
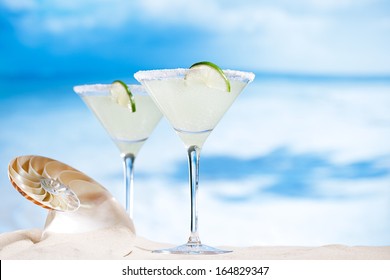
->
left=1, top=226, right=389, bottom=260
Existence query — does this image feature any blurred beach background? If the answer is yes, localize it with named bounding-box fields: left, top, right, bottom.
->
left=0, top=0, right=389, bottom=247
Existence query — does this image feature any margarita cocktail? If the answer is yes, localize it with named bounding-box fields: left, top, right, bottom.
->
left=135, top=62, right=255, bottom=254
left=74, top=84, right=162, bottom=219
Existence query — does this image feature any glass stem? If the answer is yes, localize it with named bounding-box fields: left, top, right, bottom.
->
left=122, top=153, right=135, bottom=220
left=187, top=145, right=201, bottom=245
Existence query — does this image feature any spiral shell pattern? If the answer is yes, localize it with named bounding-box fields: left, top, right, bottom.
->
left=8, top=155, right=86, bottom=212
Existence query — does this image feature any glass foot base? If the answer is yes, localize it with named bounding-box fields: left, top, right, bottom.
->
left=153, top=243, right=232, bottom=255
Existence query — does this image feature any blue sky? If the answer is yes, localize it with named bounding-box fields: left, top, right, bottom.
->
left=1, top=0, right=390, bottom=81
left=0, top=0, right=389, bottom=247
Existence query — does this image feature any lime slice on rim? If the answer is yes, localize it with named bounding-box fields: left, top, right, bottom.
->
left=110, top=80, right=136, bottom=112
left=186, top=61, right=231, bottom=92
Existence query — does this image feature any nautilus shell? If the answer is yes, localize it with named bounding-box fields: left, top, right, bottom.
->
left=8, top=155, right=89, bottom=212
left=8, top=155, right=135, bottom=235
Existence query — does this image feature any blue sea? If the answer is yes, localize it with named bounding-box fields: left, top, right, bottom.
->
left=0, top=74, right=389, bottom=246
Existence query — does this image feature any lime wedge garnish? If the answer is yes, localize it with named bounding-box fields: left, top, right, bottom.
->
left=187, top=61, right=231, bottom=92
left=110, top=80, right=136, bottom=112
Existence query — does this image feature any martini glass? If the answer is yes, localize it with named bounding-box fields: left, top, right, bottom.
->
left=74, top=84, right=162, bottom=219
left=135, top=67, right=255, bottom=254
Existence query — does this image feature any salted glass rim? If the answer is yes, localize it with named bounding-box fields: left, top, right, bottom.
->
left=134, top=68, right=255, bottom=83
left=73, top=84, right=147, bottom=96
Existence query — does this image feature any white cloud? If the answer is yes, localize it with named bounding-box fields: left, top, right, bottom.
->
left=275, top=0, right=372, bottom=11
left=3, top=0, right=390, bottom=73
left=315, top=177, right=390, bottom=197
left=1, top=0, right=37, bottom=10
left=5, top=0, right=135, bottom=35
left=136, top=0, right=390, bottom=73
